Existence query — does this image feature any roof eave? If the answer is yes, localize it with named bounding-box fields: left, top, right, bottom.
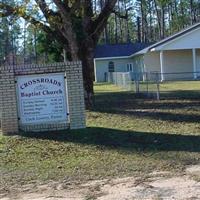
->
left=130, top=48, right=149, bottom=57
left=94, top=55, right=131, bottom=61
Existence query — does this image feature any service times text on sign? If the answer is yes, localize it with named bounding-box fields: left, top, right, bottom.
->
left=17, top=73, right=68, bottom=124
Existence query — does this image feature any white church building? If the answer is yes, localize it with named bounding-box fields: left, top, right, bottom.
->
left=94, top=22, right=200, bottom=82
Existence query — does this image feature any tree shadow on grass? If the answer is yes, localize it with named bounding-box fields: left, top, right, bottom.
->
left=19, top=127, right=200, bottom=153
left=97, top=109, right=200, bottom=123
left=160, top=90, right=200, bottom=100
left=93, top=90, right=200, bottom=123
left=94, top=90, right=200, bottom=110
left=95, top=90, right=200, bottom=98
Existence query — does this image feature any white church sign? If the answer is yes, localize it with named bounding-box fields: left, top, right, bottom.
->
left=16, top=73, right=68, bottom=124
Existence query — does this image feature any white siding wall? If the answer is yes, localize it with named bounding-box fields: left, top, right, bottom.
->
left=163, top=49, right=193, bottom=80
left=143, top=52, right=161, bottom=72
left=94, top=58, right=134, bottom=82
left=197, top=49, right=200, bottom=74
left=132, top=55, right=144, bottom=73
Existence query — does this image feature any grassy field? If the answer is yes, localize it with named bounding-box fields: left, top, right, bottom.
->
left=1, top=83, right=200, bottom=188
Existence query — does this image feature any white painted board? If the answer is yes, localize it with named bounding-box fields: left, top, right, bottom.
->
left=16, top=73, right=68, bottom=124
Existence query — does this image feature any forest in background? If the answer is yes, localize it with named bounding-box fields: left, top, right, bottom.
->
left=0, top=0, right=200, bottom=65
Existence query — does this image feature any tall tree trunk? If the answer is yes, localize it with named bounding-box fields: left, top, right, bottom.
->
left=141, top=0, right=145, bottom=42
left=137, top=16, right=141, bottom=42
left=161, top=5, right=165, bottom=39
left=114, top=13, right=118, bottom=43
left=104, top=24, right=109, bottom=44
left=148, top=0, right=153, bottom=41
left=79, top=41, right=95, bottom=107
left=153, top=0, right=162, bottom=40
left=190, top=0, right=194, bottom=25
left=124, top=1, right=130, bottom=43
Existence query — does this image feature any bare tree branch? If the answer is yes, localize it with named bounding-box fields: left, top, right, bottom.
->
left=83, top=0, right=93, bottom=17
left=52, top=0, right=69, bottom=19
left=0, top=3, right=17, bottom=17
left=35, top=0, right=53, bottom=21
left=112, top=10, right=127, bottom=19
left=63, top=0, right=69, bottom=8
left=89, top=0, right=117, bottom=40
left=82, top=0, right=93, bottom=32
left=34, top=0, right=62, bottom=25
left=70, top=0, right=81, bottom=14
left=0, top=2, right=63, bottom=44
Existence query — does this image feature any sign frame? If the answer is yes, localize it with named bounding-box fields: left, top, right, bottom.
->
left=16, top=72, right=69, bottom=125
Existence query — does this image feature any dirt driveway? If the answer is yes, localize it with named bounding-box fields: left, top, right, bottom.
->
left=1, top=165, right=200, bottom=200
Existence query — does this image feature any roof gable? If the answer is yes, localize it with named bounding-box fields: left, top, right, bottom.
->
left=153, top=26, right=200, bottom=50
left=132, top=22, right=200, bottom=56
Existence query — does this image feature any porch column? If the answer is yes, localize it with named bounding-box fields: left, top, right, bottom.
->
left=192, top=48, right=197, bottom=79
left=160, top=51, right=164, bottom=81
left=93, top=59, right=97, bottom=82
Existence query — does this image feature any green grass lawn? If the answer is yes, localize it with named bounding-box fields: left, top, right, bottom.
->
left=160, top=81, right=200, bottom=91
left=131, top=80, right=200, bottom=98
left=1, top=83, right=200, bottom=188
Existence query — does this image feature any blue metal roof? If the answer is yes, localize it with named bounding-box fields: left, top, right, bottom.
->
left=94, top=43, right=150, bottom=59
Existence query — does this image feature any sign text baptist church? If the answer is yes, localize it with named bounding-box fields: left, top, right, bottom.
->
left=17, top=73, right=68, bottom=124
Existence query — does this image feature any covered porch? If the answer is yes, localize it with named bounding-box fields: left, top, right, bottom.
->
left=157, top=48, right=200, bottom=81
left=141, top=24, right=200, bottom=81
